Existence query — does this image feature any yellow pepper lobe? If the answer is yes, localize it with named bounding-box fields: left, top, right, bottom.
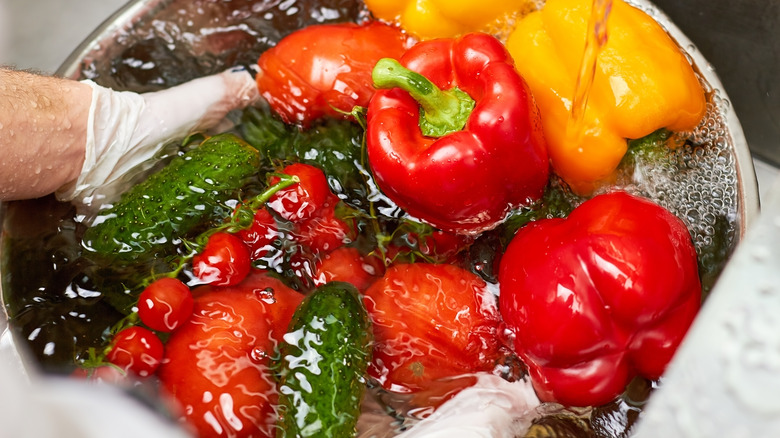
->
left=506, top=0, right=706, bottom=194
left=365, top=0, right=532, bottom=40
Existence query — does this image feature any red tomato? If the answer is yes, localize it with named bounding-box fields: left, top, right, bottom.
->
left=314, top=246, right=384, bottom=292
left=236, top=208, right=279, bottom=260
left=294, top=206, right=355, bottom=254
left=193, top=232, right=251, bottom=286
left=294, top=205, right=354, bottom=255
left=387, top=229, right=473, bottom=265
left=268, top=163, right=333, bottom=222
left=363, top=263, right=502, bottom=393
left=158, top=271, right=304, bottom=438
left=106, top=326, right=164, bottom=378
left=137, top=277, right=194, bottom=332
left=256, top=21, right=410, bottom=125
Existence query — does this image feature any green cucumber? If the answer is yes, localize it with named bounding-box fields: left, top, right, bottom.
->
left=82, top=133, right=260, bottom=261
left=276, top=282, right=372, bottom=438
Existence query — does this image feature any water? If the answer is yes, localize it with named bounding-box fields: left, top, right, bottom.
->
left=0, top=0, right=746, bottom=437
left=566, top=0, right=613, bottom=146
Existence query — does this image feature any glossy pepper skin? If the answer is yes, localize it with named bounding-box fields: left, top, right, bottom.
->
left=499, top=191, right=701, bottom=407
left=506, top=0, right=706, bottom=194
left=366, top=33, right=549, bottom=234
left=364, top=0, right=533, bottom=40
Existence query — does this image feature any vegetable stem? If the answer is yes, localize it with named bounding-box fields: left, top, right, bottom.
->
left=372, top=58, right=474, bottom=137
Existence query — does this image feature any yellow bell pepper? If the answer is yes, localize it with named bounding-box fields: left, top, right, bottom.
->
left=506, top=0, right=706, bottom=194
left=364, top=0, right=534, bottom=40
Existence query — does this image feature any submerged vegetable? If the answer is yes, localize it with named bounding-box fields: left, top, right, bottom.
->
left=3, top=3, right=736, bottom=437
left=159, top=272, right=304, bottom=438
left=82, top=133, right=260, bottom=261
left=363, top=263, right=502, bottom=393
left=499, top=191, right=701, bottom=407
left=364, top=0, right=530, bottom=40
left=276, top=282, right=372, bottom=438
left=256, top=21, right=409, bottom=126
left=241, top=107, right=369, bottom=208
left=367, top=32, right=549, bottom=234
left=506, top=0, right=706, bottom=194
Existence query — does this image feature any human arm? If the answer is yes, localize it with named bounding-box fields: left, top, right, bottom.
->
left=0, top=68, right=91, bottom=200
left=0, top=67, right=260, bottom=203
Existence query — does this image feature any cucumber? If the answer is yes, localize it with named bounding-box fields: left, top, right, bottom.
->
left=276, top=282, right=372, bottom=438
left=82, top=133, right=260, bottom=261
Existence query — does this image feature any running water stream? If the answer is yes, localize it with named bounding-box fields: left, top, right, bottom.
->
left=566, top=0, right=613, bottom=146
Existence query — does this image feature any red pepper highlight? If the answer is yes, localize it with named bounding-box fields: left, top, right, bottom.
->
left=499, top=191, right=701, bottom=407
left=366, top=33, right=549, bottom=234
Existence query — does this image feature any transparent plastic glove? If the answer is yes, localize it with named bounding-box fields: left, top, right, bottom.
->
left=0, top=325, right=188, bottom=438
left=56, top=67, right=260, bottom=204
left=396, top=374, right=541, bottom=438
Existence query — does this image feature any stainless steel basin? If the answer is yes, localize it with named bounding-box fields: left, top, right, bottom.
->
left=0, top=0, right=766, bottom=436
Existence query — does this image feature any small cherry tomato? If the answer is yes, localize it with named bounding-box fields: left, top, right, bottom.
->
left=257, top=21, right=410, bottom=125
left=236, top=208, right=279, bottom=260
left=193, top=232, right=251, bottom=286
left=269, top=163, right=333, bottom=222
left=106, top=326, right=164, bottom=378
left=314, top=246, right=384, bottom=292
left=295, top=205, right=354, bottom=255
left=137, top=277, right=194, bottom=332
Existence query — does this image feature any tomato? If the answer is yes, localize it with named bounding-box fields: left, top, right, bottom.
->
left=193, top=232, right=252, bottom=286
left=106, top=326, right=164, bottom=378
left=137, top=277, right=194, bottom=332
left=158, top=271, right=304, bottom=438
left=236, top=208, right=279, bottom=260
left=313, top=246, right=384, bottom=292
left=295, top=205, right=354, bottom=256
left=417, top=230, right=472, bottom=262
left=386, top=229, right=473, bottom=265
left=256, top=21, right=410, bottom=125
left=363, top=263, right=502, bottom=393
left=268, top=163, right=334, bottom=222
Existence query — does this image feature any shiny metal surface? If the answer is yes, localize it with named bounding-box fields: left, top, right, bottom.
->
left=652, top=0, right=780, bottom=169
left=635, top=169, right=780, bottom=437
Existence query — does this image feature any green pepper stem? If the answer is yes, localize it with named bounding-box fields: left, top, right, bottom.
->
left=372, top=58, right=475, bottom=138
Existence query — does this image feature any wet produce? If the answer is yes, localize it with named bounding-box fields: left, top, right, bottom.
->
left=367, top=32, right=549, bottom=233
left=82, top=133, right=261, bottom=261
left=507, top=0, right=707, bottom=194
left=499, top=191, right=701, bottom=407
left=276, top=282, right=372, bottom=437
left=0, top=0, right=745, bottom=437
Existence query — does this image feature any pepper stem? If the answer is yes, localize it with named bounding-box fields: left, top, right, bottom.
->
left=372, top=58, right=475, bottom=138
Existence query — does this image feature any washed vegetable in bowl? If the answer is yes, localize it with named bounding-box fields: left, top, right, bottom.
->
left=499, top=191, right=701, bottom=407
left=366, top=32, right=549, bottom=234
left=0, top=0, right=747, bottom=437
left=506, top=0, right=707, bottom=194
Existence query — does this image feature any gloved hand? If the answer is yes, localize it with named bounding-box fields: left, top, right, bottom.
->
left=395, top=374, right=540, bottom=438
left=56, top=67, right=261, bottom=205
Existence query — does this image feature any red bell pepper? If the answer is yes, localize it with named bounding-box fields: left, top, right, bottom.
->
left=366, top=32, right=549, bottom=234
left=498, top=191, right=701, bottom=407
